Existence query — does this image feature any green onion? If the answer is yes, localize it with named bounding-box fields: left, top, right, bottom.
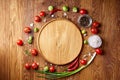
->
left=35, top=52, right=96, bottom=79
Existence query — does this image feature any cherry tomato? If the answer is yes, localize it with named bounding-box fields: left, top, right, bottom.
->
left=92, top=21, right=100, bottom=28
left=31, top=62, right=39, bottom=70
left=34, top=16, right=41, bottom=22
left=49, top=66, right=55, bottom=72
left=24, top=27, right=31, bottom=33
left=40, top=11, right=46, bottom=17
left=91, top=28, right=98, bottom=34
left=80, top=59, right=87, bottom=65
left=25, top=63, right=31, bottom=70
left=79, top=9, right=87, bottom=15
left=31, top=49, right=38, bottom=56
left=17, top=39, right=23, bottom=46
left=95, top=48, right=102, bottom=55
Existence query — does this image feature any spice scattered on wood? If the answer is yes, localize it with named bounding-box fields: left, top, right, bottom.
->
left=25, top=50, right=31, bottom=55
left=51, top=14, right=55, bottom=18
left=30, top=23, right=34, bottom=27
left=49, top=8, right=61, bottom=15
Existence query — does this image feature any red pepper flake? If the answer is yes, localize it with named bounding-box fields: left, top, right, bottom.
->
left=49, top=8, right=62, bottom=15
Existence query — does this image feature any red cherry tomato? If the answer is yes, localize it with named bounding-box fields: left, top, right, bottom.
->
left=80, top=59, right=87, bottom=65
left=95, top=48, right=102, bottom=55
left=31, top=62, right=39, bottom=70
left=31, top=49, right=38, bottom=56
left=49, top=66, right=55, bottom=72
left=24, top=27, right=31, bottom=33
left=79, top=9, right=87, bottom=15
left=34, top=16, right=41, bottom=22
left=92, top=21, right=100, bottom=28
left=91, top=28, right=98, bottom=34
left=17, top=39, right=23, bottom=46
left=25, top=63, right=31, bottom=70
left=40, top=11, right=46, bottom=17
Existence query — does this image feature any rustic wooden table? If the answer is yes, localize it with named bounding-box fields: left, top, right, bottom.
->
left=0, top=0, right=120, bottom=80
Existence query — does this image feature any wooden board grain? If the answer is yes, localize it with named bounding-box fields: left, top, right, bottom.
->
left=0, top=0, right=120, bottom=80
left=37, top=19, right=82, bottom=65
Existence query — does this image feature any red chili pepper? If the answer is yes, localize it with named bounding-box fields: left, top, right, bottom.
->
left=68, top=58, right=79, bottom=69
left=50, top=8, right=62, bottom=15
left=68, top=62, right=79, bottom=71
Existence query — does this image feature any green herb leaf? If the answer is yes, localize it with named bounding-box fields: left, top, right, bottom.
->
left=25, top=50, right=31, bottom=56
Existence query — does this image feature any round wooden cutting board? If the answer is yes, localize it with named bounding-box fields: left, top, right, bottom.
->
left=37, top=19, right=83, bottom=65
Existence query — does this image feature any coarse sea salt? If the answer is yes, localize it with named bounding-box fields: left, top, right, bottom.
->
left=83, top=33, right=87, bottom=37
left=63, top=12, right=67, bottom=16
left=88, top=35, right=102, bottom=48
left=51, top=14, right=55, bottom=18
left=43, top=18, right=47, bottom=22
left=30, top=23, right=34, bottom=27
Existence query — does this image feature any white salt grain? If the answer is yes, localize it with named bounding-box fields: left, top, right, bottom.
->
left=50, top=64, right=53, bottom=66
left=88, top=52, right=92, bottom=56
left=51, top=14, right=55, bottom=18
left=30, top=23, right=34, bottom=27
left=63, top=12, right=67, bottom=17
left=83, top=33, right=87, bottom=37
left=83, top=54, right=88, bottom=58
left=43, top=18, right=47, bottom=22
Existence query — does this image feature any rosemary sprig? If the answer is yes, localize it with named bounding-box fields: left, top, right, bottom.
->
left=35, top=52, right=96, bottom=79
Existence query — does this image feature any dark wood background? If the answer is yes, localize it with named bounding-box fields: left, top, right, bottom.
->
left=0, top=0, right=120, bottom=80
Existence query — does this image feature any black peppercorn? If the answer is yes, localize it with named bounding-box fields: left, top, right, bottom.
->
left=78, top=14, right=92, bottom=27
